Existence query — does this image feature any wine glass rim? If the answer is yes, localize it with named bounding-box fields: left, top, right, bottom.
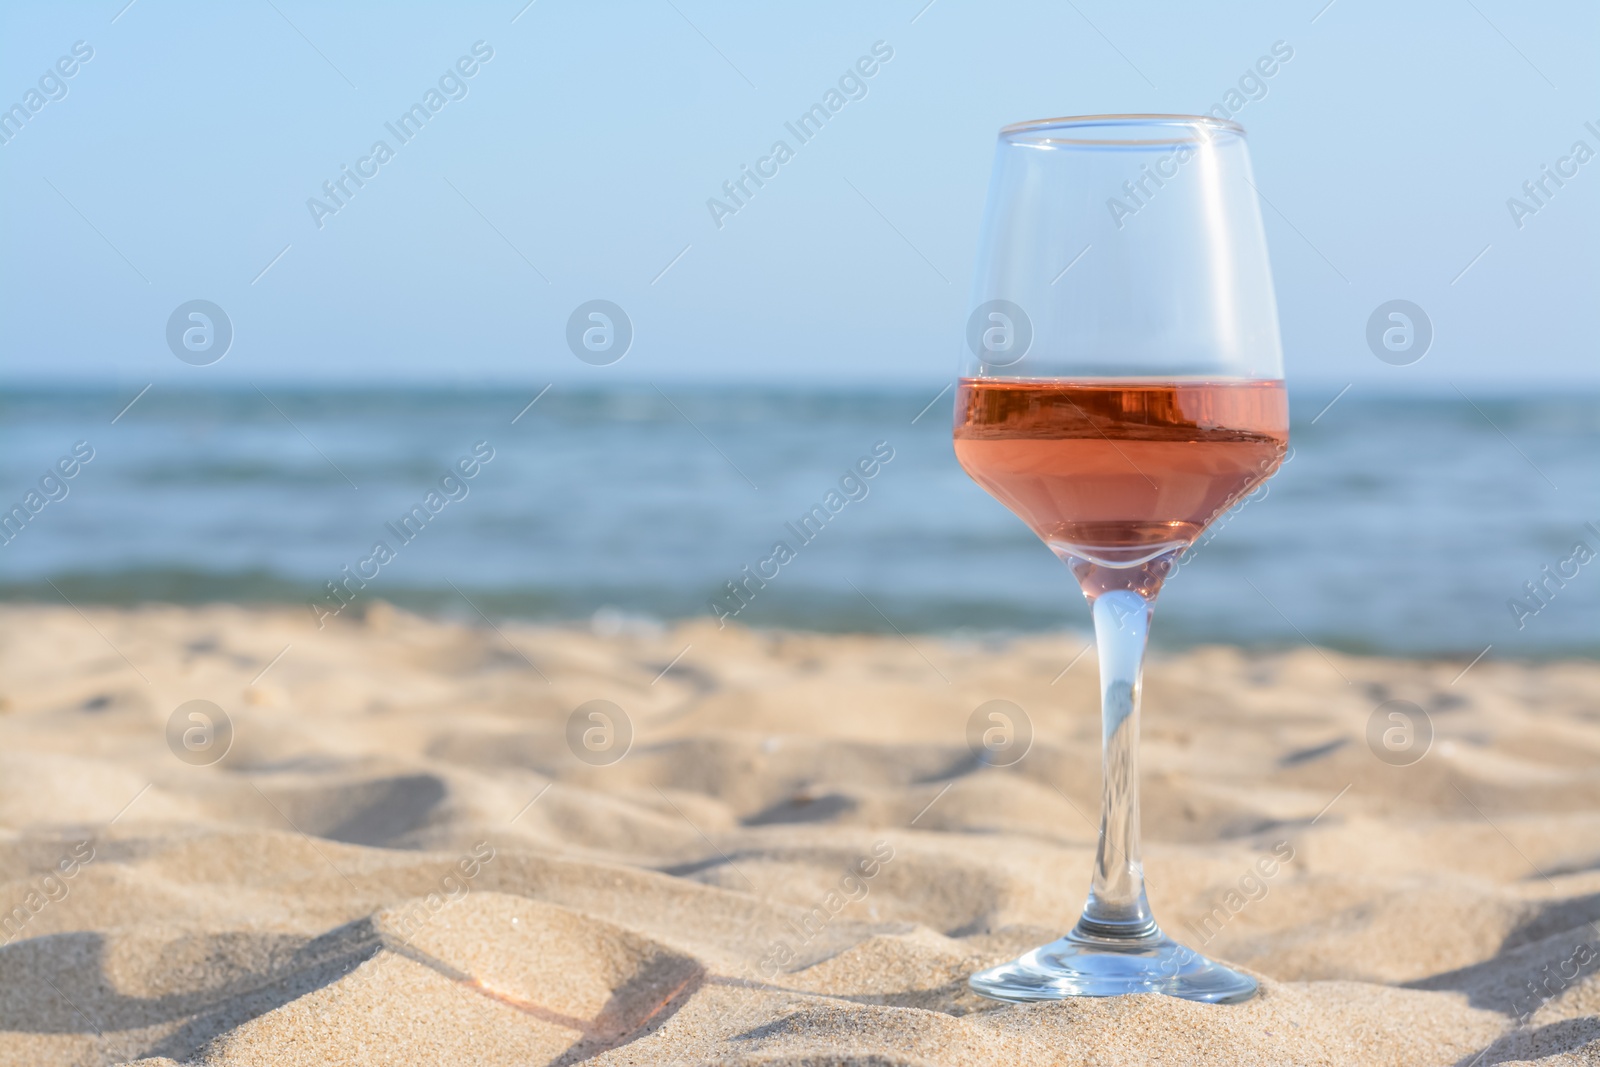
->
left=1000, top=113, right=1246, bottom=146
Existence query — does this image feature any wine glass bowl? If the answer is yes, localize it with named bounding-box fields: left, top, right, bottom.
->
left=955, top=115, right=1288, bottom=1004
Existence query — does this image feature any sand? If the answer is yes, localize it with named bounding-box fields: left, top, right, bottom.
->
left=0, top=601, right=1595, bottom=1065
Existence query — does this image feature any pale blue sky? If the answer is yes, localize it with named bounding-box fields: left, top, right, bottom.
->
left=2, top=0, right=1595, bottom=388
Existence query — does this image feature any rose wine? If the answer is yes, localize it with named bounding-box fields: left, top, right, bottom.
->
left=953, top=378, right=1288, bottom=569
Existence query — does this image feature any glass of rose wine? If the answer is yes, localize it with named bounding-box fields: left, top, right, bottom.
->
left=957, top=115, right=1288, bottom=1004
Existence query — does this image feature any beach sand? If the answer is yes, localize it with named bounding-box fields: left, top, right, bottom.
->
left=0, top=602, right=1595, bottom=1065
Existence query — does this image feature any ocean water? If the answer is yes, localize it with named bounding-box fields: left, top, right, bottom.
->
left=1, top=385, right=1597, bottom=658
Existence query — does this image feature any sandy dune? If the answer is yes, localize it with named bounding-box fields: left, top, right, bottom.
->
left=0, top=602, right=1595, bottom=1065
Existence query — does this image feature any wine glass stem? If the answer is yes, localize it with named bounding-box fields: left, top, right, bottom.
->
left=1077, top=587, right=1157, bottom=939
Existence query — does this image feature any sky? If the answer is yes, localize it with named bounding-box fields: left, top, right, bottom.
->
left=1, top=0, right=1595, bottom=390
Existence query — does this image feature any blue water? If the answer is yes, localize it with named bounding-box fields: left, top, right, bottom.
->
left=1, top=385, right=1597, bottom=657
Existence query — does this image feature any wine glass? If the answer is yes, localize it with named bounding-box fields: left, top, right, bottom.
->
left=955, top=115, right=1288, bottom=1004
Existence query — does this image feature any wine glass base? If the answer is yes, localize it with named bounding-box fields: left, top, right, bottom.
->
left=968, top=926, right=1258, bottom=1004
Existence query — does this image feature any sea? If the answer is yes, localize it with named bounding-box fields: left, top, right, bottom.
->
left=2, top=385, right=1597, bottom=658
